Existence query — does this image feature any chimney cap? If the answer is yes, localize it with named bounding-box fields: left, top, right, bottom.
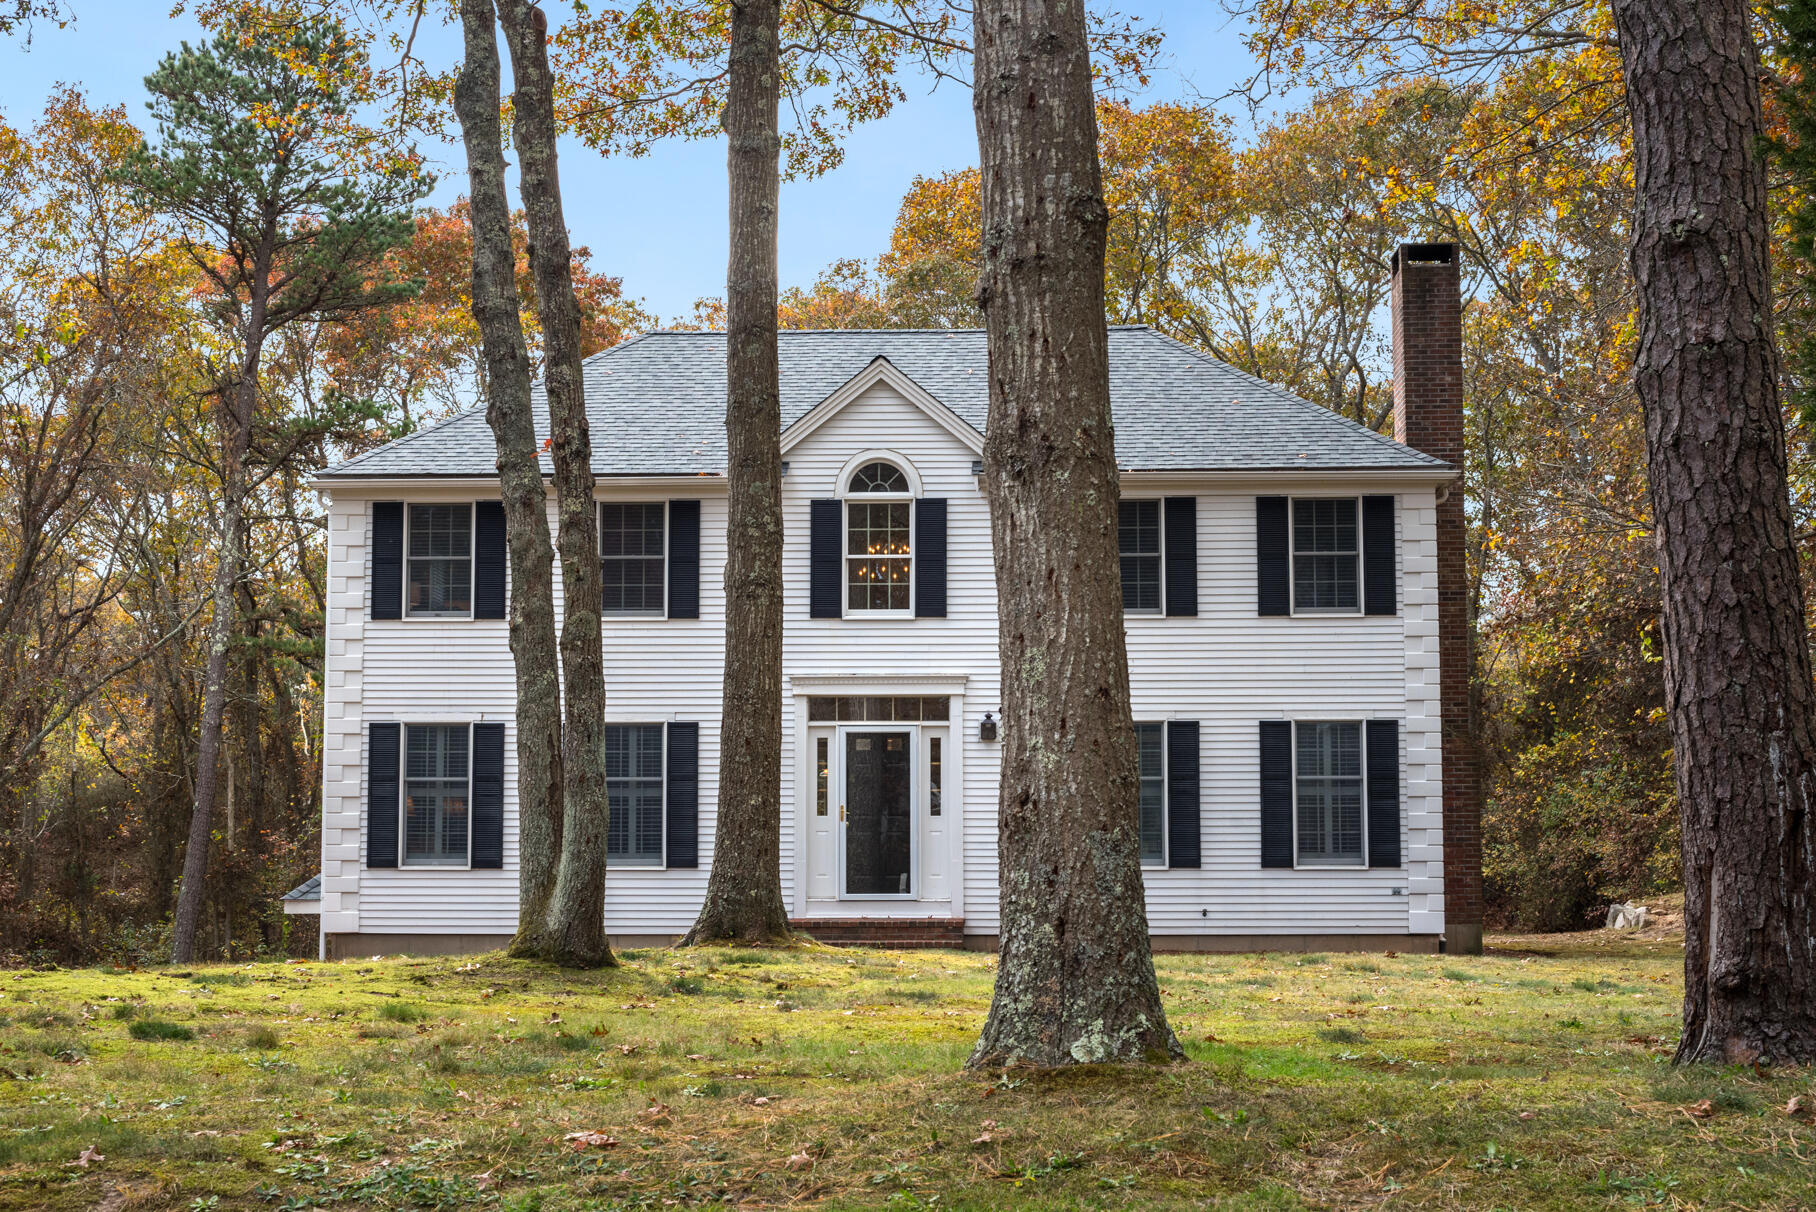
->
left=1393, top=241, right=1457, bottom=271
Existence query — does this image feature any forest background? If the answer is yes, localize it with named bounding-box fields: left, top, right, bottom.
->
left=0, top=0, right=1769, bottom=960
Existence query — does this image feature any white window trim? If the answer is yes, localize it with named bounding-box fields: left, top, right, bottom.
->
left=599, top=500, right=670, bottom=620
left=1288, top=495, right=1365, bottom=618
left=605, top=721, right=668, bottom=870
left=1290, top=718, right=1369, bottom=870
left=1136, top=719, right=1168, bottom=869
left=1121, top=498, right=1165, bottom=617
left=402, top=501, right=476, bottom=621
left=398, top=721, right=474, bottom=870
left=841, top=459, right=916, bottom=620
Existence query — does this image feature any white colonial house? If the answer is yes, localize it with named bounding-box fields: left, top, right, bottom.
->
left=286, top=243, right=1480, bottom=957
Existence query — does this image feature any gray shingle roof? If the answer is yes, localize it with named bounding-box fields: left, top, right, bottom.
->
left=280, top=874, right=322, bottom=902
left=318, top=326, right=1450, bottom=479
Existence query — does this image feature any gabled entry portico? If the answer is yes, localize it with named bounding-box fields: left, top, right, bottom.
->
left=789, top=676, right=966, bottom=926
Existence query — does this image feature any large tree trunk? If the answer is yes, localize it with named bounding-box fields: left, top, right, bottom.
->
left=683, top=0, right=791, bottom=945
left=454, top=0, right=567, bottom=956
left=1611, top=0, right=1816, bottom=1064
left=171, top=335, right=261, bottom=964
left=498, top=0, right=615, bottom=968
left=966, top=0, right=1180, bottom=1068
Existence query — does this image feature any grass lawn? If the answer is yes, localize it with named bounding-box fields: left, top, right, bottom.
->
left=1, top=930, right=1811, bottom=1210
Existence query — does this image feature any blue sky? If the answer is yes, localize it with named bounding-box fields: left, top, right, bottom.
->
left=1, top=3, right=1265, bottom=322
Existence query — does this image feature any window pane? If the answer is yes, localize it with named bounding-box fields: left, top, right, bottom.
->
left=847, top=501, right=912, bottom=611
left=1136, top=722, right=1165, bottom=865
left=1292, top=498, right=1359, bottom=611
left=849, top=461, right=909, bottom=493
left=1295, top=722, right=1364, bottom=865
left=403, top=724, right=469, bottom=866
left=607, top=724, right=665, bottom=865
left=816, top=737, right=829, bottom=816
left=930, top=736, right=942, bottom=816
left=601, top=503, right=666, bottom=614
left=1119, top=500, right=1162, bottom=612
left=407, top=505, right=473, bottom=616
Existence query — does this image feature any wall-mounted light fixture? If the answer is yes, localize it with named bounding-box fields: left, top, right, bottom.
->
left=979, top=711, right=998, bottom=742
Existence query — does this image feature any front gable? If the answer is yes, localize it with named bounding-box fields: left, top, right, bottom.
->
left=781, top=357, right=984, bottom=458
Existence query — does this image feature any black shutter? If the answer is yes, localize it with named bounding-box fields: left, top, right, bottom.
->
left=668, top=499, right=701, bottom=619
left=665, top=721, right=699, bottom=868
left=809, top=499, right=842, bottom=618
left=914, top=497, right=948, bottom=618
left=1259, top=720, right=1293, bottom=868
left=1366, top=719, right=1401, bottom=868
left=1163, top=497, right=1198, bottom=617
left=1362, top=495, right=1396, bottom=616
left=371, top=502, right=404, bottom=620
left=1257, top=496, right=1289, bottom=616
left=474, top=501, right=506, bottom=620
left=1166, top=720, right=1201, bottom=869
left=367, top=722, right=400, bottom=868
left=471, top=723, right=505, bottom=868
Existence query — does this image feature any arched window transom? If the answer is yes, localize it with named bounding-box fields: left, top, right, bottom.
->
left=848, top=461, right=911, bottom=494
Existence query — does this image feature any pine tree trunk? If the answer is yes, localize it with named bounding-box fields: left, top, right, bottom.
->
left=454, top=0, right=567, bottom=956
left=682, top=0, right=791, bottom=946
left=966, top=0, right=1180, bottom=1068
left=171, top=318, right=262, bottom=964
left=498, top=0, right=615, bottom=968
left=1610, top=0, right=1816, bottom=1064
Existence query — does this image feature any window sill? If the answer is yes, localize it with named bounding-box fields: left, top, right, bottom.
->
left=399, top=613, right=478, bottom=622
left=839, top=610, right=916, bottom=621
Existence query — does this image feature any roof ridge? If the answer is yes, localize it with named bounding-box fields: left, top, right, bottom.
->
left=1136, top=328, right=1449, bottom=467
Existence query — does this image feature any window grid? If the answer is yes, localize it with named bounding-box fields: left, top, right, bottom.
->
left=601, top=502, right=667, bottom=615
left=407, top=504, right=473, bottom=617
left=1294, top=721, right=1365, bottom=866
left=1120, top=500, right=1162, bottom=613
left=606, top=724, right=666, bottom=867
left=848, top=461, right=910, bottom=493
left=403, top=723, right=469, bottom=866
left=1292, top=497, right=1360, bottom=613
left=847, top=500, right=912, bottom=612
left=1135, top=722, right=1166, bottom=865
left=806, top=696, right=951, bottom=723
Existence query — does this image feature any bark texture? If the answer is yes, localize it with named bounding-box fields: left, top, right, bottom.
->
left=170, top=353, right=257, bottom=963
left=454, top=0, right=566, bottom=955
left=966, top=0, right=1180, bottom=1068
left=683, top=0, right=792, bottom=945
left=1610, top=0, right=1816, bottom=1063
left=499, top=0, right=615, bottom=968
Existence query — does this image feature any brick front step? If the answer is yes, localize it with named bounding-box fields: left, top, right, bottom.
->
left=790, top=917, right=965, bottom=949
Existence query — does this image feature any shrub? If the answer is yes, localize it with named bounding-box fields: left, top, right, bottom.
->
left=130, top=1019, right=195, bottom=1042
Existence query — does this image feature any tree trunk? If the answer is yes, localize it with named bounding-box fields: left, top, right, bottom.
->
left=171, top=359, right=258, bottom=964
left=1610, top=0, right=1816, bottom=1064
left=966, top=0, right=1180, bottom=1068
left=683, top=0, right=791, bottom=946
left=454, top=0, right=568, bottom=957
left=499, top=0, right=615, bottom=968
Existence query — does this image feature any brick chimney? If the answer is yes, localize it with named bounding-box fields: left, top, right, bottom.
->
left=1390, top=241, right=1482, bottom=956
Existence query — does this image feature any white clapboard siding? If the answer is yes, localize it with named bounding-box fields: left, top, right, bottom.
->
left=318, top=378, right=1444, bottom=941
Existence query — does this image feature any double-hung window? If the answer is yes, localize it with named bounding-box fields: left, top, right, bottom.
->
left=1295, top=720, right=1365, bottom=866
left=403, top=723, right=470, bottom=866
left=606, top=723, right=665, bottom=866
left=1135, top=721, right=1166, bottom=865
left=1291, top=498, right=1360, bottom=613
left=601, top=502, right=667, bottom=616
left=407, top=504, right=473, bottom=617
left=846, top=461, right=913, bottom=613
left=1119, top=500, right=1162, bottom=613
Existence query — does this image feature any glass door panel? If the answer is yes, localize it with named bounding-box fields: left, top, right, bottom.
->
left=844, top=731, right=912, bottom=895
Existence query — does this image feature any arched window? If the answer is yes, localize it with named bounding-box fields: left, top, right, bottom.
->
left=844, top=460, right=913, bottom=612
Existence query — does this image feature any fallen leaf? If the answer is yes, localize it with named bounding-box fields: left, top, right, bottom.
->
left=752, top=1096, right=770, bottom=1106
left=1202, top=1032, right=1221, bottom=1043
left=1517, top=1111, right=1534, bottom=1121
left=563, top=1131, right=619, bottom=1149
left=785, top=1151, right=813, bottom=1171
left=1684, top=1099, right=1714, bottom=1119
left=638, top=1101, right=671, bottom=1124
left=617, top=1044, right=638, bottom=1056
left=1787, top=1095, right=1812, bottom=1121
left=65, top=1146, right=104, bottom=1168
